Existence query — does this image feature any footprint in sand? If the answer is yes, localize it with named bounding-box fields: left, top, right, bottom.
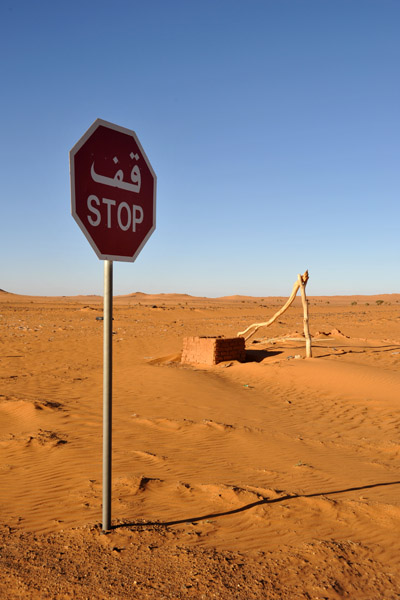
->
left=25, top=429, right=68, bottom=448
left=131, top=450, right=167, bottom=464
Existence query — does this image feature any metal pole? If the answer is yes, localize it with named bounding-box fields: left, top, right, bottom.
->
left=102, top=259, right=113, bottom=531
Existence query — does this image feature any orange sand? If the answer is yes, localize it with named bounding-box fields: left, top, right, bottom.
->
left=0, top=290, right=399, bottom=598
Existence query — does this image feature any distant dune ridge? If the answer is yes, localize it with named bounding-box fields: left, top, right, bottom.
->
left=2, top=287, right=399, bottom=303
left=0, top=290, right=399, bottom=597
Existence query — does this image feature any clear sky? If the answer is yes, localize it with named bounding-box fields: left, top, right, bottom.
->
left=1, top=0, right=399, bottom=297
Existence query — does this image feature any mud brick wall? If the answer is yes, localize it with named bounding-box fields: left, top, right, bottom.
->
left=181, top=336, right=246, bottom=365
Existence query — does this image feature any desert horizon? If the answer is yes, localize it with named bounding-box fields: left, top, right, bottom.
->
left=2, top=286, right=400, bottom=301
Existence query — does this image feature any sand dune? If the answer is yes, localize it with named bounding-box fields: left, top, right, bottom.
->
left=0, top=291, right=399, bottom=598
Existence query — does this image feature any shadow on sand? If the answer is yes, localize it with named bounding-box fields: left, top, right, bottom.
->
left=113, top=480, right=400, bottom=531
left=245, top=349, right=282, bottom=362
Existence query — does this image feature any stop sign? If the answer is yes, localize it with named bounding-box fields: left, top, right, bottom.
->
left=70, top=119, right=156, bottom=261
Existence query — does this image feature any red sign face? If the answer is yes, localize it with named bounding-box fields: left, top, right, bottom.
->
left=70, top=119, right=156, bottom=261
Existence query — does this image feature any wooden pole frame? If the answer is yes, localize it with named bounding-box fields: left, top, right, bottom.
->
left=237, top=270, right=312, bottom=358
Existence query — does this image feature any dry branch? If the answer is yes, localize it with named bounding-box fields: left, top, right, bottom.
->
left=237, top=270, right=309, bottom=342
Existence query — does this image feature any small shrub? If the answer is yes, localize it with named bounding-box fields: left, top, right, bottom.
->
left=351, top=301, right=357, bottom=306
left=376, top=300, right=384, bottom=306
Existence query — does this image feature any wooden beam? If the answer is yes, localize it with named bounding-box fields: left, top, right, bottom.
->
left=237, top=271, right=309, bottom=342
left=298, top=272, right=312, bottom=358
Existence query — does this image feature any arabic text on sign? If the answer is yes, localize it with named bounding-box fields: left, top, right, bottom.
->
left=90, top=156, right=141, bottom=193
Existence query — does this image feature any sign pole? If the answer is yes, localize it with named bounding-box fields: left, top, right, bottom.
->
left=102, top=259, right=113, bottom=531
left=70, top=119, right=156, bottom=531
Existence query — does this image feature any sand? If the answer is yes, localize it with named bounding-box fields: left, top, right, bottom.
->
left=0, top=290, right=399, bottom=599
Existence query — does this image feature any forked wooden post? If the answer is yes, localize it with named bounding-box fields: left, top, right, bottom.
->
left=237, top=270, right=312, bottom=359
left=237, top=270, right=309, bottom=342
left=298, top=272, right=312, bottom=358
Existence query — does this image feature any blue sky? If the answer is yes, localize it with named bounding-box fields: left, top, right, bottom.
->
left=1, top=0, right=399, bottom=297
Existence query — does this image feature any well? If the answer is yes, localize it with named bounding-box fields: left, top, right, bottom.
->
left=181, top=336, right=246, bottom=366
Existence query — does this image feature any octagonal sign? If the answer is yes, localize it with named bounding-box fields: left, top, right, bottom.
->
left=70, top=119, right=156, bottom=262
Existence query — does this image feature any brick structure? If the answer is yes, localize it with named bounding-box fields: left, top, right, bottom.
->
left=181, top=336, right=246, bottom=366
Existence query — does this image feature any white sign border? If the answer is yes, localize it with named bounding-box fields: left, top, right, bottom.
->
left=70, top=118, right=157, bottom=262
